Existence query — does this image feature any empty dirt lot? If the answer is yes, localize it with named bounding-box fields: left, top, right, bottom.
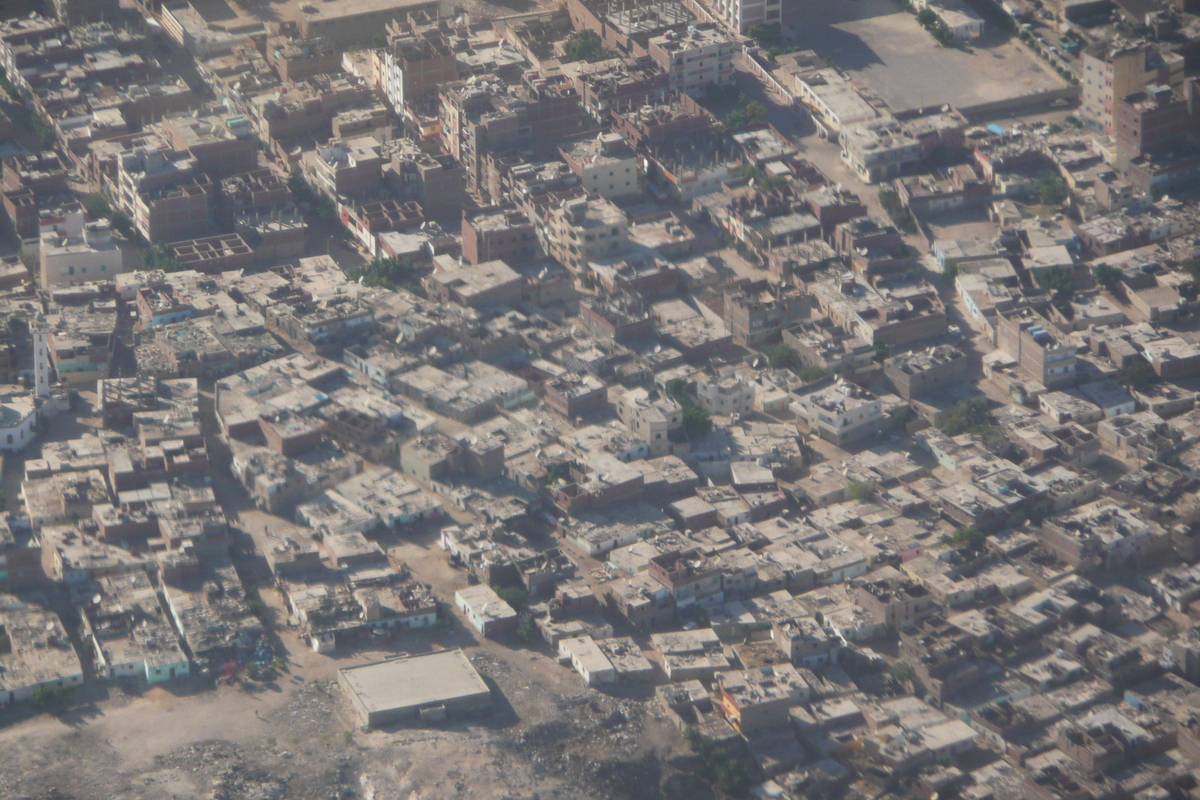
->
left=784, top=0, right=1067, bottom=113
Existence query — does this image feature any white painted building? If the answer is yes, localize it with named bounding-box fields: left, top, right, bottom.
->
left=0, top=391, right=37, bottom=451
left=647, top=26, right=738, bottom=97
left=558, top=635, right=616, bottom=686
left=39, top=216, right=123, bottom=287
left=696, top=375, right=755, bottom=416
left=710, top=0, right=781, bottom=33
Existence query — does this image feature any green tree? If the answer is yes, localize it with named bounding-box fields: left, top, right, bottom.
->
left=109, top=210, right=135, bottom=240
left=32, top=684, right=76, bottom=708
left=765, top=342, right=802, bottom=371
left=747, top=22, right=782, bottom=45
left=543, top=462, right=574, bottom=485
left=667, top=379, right=713, bottom=438
left=682, top=404, right=712, bottom=439
left=846, top=481, right=874, bottom=502
left=889, top=405, right=914, bottom=429
left=943, top=262, right=959, bottom=281
left=82, top=193, right=111, bottom=219
left=796, top=364, right=826, bottom=383
left=563, top=30, right=611, bottom=62
left=723, top=99, right=768, bottom=128
left=941, top=398, right=993, bottom=437
left=143, top=244, right=185, bottom=272
left=931, top=23, right=956, bottom=46
left=516, top=617, right=539, bottom=643
left=891, top=661, right=915, bottom=682
left=345, top=256, right=421, bottom=292
left=1093, top=263, right=1122, bottom=294
left=1117, top=358, right=1157, bottom=392
left=1038, top=176, right=1069, bottom=206
left=878, top=187, right=916, bottom=233
left=492, top=584, right=529, bottom=611
left=916, top=8, right=938, bottom=25
left=873, top=343, right=890, bottom=363
left=942, top=524, right=988, bottom=550
left=685, top=729, right=750, bottom=795
left=1034, top=265, right=1074, bottom=299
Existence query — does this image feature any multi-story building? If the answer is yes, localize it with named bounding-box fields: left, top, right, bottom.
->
left=710, top=0, right=782, bottom=32
left=462, top=205, right=539, bottom=265
left=1115, top=85, right=1192, bottom=167
left=46, top=300, right=118, bottom=384
left=558, top=133, right=640, bottom=200
left=439, top=74, right=588, bottom=201
left=381, top=18, right=457, bottom=113
left=840, top=117, right=923, bottom=184
left=40, top=219, right=123, bottom=287
left=723, top=281, right=809, bottom=347
left=1081, top=41, right=1184, bottom=134
left=695, top=375, right=755, bottom=417
left=883, top=344, right=969, bottom=401
left=647, top=26, right=737, bottom=97
left=544, top=195, right=629, bottom=274
left=302, top=136, right=385, bottom=201
left=792, top=380, right=883, bottom=447
left=997, top=308, right=1077, bottom=390
left=160, top=114, right=259, bottom=182
left=567, top=57, right=667, bottom=124
left=265, top=33, right=343, bottom=82
left=612, top=92, right=719, bottom=152
left=384, top=137, right=465, bottom=220
left=616, top=386, right=683, bottom=458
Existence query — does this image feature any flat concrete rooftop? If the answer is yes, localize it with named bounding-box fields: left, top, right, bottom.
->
left=338, top=648, right=492, bottom=725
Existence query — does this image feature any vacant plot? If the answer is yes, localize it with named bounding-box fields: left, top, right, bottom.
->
left=785, top=0, right=1066, bottom=114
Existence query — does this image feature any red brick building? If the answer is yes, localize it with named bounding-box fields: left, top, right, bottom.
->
left=462, top=205, right=538, bottom=265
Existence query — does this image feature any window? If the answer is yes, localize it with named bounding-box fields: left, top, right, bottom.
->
left=68, top=266, right=75, bottom=275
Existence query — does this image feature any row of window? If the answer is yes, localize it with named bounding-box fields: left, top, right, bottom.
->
left=60, top=264, right=110, bottom=276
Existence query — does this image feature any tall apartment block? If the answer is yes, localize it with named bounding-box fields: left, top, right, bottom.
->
left=1081, top=41, right=1184, bottom=134
left=710, top=0, right=781, bottom=33
left=647, top=26, right=737, bottom=97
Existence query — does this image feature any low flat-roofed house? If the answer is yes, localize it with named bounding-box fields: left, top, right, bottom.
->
left=338, top=649, right=492, bottom=728
left=0, top=592, right=85, bottom=706
left=1076, top=379, right=1135, bottom=419
left=559, top=635, right=616, bottom=686
left=597, top=636, right=655, bottom=681
left=652, top=627, right=731, bottom=681
left=716, top=663, right=811, bottom=733
left=455, top=584, right=518, bottom=637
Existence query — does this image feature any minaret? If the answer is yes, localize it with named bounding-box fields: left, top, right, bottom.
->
left=32, top=313, right=50, bottom=399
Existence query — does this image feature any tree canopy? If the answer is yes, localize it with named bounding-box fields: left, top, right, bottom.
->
left=563, top=30, right=611, bottom=63
left=345, top=256, right=421, bottom=292
left=1093, top=263, right=1122, bottom=294
left=1038, top=176, right=1069, bottom=206
left=1034, top=265, right=1074, bottom=299
left=1116, top=358, right=1157, bottom=392
left=941, top=398, right=994, bottom=437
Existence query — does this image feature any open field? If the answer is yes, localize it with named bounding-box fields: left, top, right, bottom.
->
left=784, top=0, right=1067, bottom=114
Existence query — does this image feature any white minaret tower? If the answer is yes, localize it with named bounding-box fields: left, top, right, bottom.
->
left=32, top=313, right=50, bottom=399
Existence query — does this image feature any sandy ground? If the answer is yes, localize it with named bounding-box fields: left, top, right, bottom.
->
left=0, top=387, right=698, bottom=800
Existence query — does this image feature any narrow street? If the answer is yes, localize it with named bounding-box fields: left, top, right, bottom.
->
left=730, top=57, right=895, bottom=230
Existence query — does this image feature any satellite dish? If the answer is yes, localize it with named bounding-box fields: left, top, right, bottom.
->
left=92, top=593, right=103, bottom=605
left=45, top=621, right=57, bottom=632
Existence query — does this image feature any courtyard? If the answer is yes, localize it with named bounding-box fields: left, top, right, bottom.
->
left=784, top=0, right=1068, bottom=114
